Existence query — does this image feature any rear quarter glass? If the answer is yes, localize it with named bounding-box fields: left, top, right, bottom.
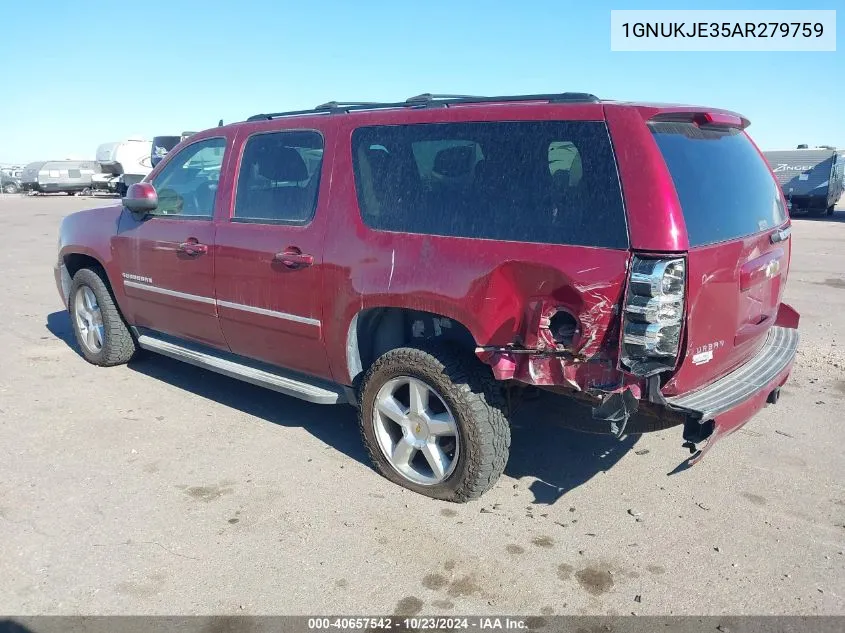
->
left=350, top=120, right=629, bottom=249
left=650, top=122, right=787, bottom=247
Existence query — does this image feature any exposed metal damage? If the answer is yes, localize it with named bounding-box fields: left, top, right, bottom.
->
left=474, top=291, right=653, bottom=437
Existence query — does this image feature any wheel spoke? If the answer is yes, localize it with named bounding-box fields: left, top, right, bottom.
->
left=392, top=437, right=417, bottom=468
left=83, top=288, right=96, bottom=311
left=408, top=379, right=429, bottom=416
left=92, top=325, right=104, bottom=347
left=426, top=412, right=455, bottom=437
left=422, top=441, right=448, bottom=480
left=377, top=395, right=410, bottom=428
left=75, top=294, right=90, bottom=323
left=86, top=327, right=98, bottom=350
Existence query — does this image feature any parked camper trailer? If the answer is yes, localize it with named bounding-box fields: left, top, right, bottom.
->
left=150, top=136, right=182, bottom=169
left=763, top=146, right=844, bottom=216
left=20, top=160, right=99, bottom=194
left=91, top=138, right=153, bottom=196
left=150, top=132, right=197, bottom=169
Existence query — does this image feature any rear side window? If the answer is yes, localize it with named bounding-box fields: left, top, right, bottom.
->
left=234, top=130, right=324, bottom=224
left=651, top=122, right=787, bottom=247
left=351, top=121, right=627, bottom=248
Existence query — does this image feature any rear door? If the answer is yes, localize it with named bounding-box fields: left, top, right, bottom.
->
left=113, top=136, right=230, bottom=349
left=213, top=127, right=333, bottom=379
left=651, top=121, right=791, bottom=395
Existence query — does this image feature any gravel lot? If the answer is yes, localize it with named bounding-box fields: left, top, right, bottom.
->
left=0, top=194, right=843, bottom=616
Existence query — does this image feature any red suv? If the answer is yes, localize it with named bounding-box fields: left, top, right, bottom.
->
left=54, top=93, right=800, bottom=501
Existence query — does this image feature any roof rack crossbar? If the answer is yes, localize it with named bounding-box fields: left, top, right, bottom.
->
left=246, top=92, right=601, bottom=121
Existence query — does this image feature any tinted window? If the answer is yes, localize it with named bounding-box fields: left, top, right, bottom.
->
left=351, top=121, right=627, bottom=248
left=234, top=131, right=324, bottom=224
left=651, top=123, right=787, bottom=247
left=150, top=137, right=226, bottom=218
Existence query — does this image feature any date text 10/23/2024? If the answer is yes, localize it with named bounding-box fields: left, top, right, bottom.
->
left=307, top=617, right=531, bottom=630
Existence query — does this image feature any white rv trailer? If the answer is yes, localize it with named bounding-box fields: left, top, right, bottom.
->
left=91, top=138, right=153, bottom=196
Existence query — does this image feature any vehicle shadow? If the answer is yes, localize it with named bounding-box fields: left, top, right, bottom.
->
left=506, top=391, right=640, bottom=505
left=46, top=311, right=368, bottom=468
left=46, top=309, right=79, bottom=351
left=0, top=620, right=36, bottom=633
left=46, top=310, right=641, bottom=504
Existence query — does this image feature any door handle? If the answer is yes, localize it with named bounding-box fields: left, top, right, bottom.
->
left=273, top=248, right=314, bottom=269
left=178, top=239, right=208, bottom=256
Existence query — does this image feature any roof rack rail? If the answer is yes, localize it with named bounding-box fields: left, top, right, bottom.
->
left=405, top=93, right=485, bottom=103
left=315, top=100, right=386, bottom=110
left=444, top=92, right=600, bottom=104
left=245, top=92, right=601, bottom=121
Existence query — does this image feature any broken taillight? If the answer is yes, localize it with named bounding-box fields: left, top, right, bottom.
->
left=622, top=256, right=686, bottom=375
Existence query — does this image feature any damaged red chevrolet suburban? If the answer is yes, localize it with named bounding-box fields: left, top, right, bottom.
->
left=55, top=93, right=800, bottom=501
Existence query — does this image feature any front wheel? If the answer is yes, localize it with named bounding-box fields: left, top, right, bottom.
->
left=358, top=345, right=510, bottom=502
left=827, top=205, right=836, bottom=216
left=68, top=268, right=137, bottom=366
left=2, top=183, right=17, bottom=194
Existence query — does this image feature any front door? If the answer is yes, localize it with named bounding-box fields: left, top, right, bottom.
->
left=214, top=128, right=332, bottom=379
left=113, top=136, right=230, bottom=349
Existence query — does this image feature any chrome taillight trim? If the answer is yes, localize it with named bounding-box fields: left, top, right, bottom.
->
left=622, top=255, right=686, bottom=372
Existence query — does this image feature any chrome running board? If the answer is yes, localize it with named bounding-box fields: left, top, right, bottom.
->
left=137, top=334, right=344, bottom=405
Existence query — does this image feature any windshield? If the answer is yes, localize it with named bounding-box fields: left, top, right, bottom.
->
left=651, top=122, right=787, bottom=247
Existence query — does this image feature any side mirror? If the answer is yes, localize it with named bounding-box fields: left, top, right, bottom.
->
left=123, top=182, right=158, bottom=216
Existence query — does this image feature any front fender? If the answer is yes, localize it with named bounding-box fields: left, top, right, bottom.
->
left=58, top=204, right=129, bottom=312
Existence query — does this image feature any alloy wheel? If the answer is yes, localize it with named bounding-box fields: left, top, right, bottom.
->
left=73, top=286, right=105, bottom=353
left=373, top=376, right=460, bottom=485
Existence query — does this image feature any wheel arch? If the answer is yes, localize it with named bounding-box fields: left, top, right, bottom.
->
left=62, top=251, right=130, bottom=323
left=346, top=307, right=478, bottom=387
left=63, top=251, right=108, bottom=279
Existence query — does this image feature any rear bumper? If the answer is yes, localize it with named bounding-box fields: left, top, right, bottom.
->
left=666, top=325, right=799, bottom=455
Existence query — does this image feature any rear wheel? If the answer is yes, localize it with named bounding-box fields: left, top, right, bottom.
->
left=359, top=345, right=510, bottom=502
left=69, top=268, right=136, bottom=366
left=2, top=183, right=17, bottom=194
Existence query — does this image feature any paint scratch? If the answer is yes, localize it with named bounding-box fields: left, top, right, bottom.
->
left=388, top=249, right=396, bottom=290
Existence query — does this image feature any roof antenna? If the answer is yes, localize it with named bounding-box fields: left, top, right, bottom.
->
left=218, top=119, right=224, bottom=127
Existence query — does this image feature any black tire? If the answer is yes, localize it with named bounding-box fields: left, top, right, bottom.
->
left=68, top=267, right=136, bottom=366
left=827, top=205, right=835, bottom=216
left=358, top=344, right=510, bottom=502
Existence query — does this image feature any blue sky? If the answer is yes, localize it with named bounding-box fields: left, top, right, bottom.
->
left=0, top=0, right=841, bottom=163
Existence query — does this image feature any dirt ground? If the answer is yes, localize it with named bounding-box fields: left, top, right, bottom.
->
left=0, top=194, right=843, bottom=615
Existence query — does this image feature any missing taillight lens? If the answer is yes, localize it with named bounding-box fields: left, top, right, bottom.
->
left=622, top=256, right=686, bottom=374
